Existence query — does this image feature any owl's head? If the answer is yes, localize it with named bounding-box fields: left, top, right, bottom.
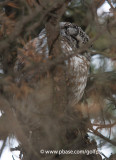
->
left=60, top=22, right=89, bottom=48
left=60, top=22, right=91, bottom=61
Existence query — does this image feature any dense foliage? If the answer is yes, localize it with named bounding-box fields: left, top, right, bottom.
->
left=0, top=0, right=116, bottom=160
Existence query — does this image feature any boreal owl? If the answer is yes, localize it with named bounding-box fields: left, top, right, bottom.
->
left=14, top=22, right=90, bottom=106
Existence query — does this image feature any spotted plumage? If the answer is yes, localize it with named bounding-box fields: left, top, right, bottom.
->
left=15, top=22, right=91, bottom=105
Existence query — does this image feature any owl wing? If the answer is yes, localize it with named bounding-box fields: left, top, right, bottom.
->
left=14, top=28, right=90, bottom=105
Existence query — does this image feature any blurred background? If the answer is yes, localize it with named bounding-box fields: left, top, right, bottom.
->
left=0, top=0, right=116, bottom=159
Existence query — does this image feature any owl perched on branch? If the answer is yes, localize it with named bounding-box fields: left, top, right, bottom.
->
left=15, top=22, right=90, bottom=105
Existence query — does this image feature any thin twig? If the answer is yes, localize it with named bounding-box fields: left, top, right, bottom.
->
left=92, top=122, right=116, bottom=130
left=89, top=127, right=116, bottom=146
left=99, top=151, right=109, bottom=160
left=0, top=138, right=7, bottom=157
left=106, top=0, right=115, bottom=10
